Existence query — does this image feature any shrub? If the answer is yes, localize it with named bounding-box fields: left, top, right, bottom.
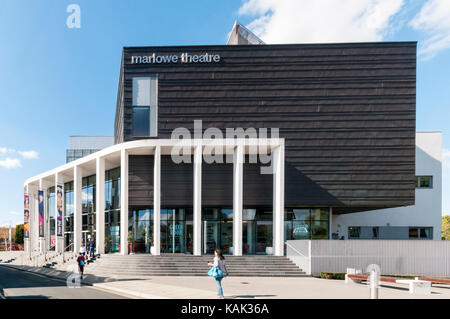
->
left=320, top=272, right=346, bottom=280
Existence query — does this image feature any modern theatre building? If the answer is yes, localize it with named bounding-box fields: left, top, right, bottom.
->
left=23, top=39, right=417, bottom=257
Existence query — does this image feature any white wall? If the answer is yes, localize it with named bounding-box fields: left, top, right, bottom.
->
left=287, top=240, right=450, bottom=277
left=333, top=132, right=442, bottom=240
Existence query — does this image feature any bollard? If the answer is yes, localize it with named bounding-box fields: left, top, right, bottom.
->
left=366, top=264, right=381, bottom=299
left=369, top=269, right=379, bottom=299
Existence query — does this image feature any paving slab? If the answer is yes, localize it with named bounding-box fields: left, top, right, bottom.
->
left=92, top=276, right=450, bottom=299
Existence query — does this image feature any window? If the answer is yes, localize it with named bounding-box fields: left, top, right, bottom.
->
left=284, top=208, right=329, bottom=240
left=348, top=227, right=361, bottom=239
left=372, top=227, right=379, bottom=239
left=415, top=176, right=433, bottom=189
left=132, top=77, right=157, bottom=137
left=132, top=107, right=150, bottom=136
left=409, top=227, right=433, bottom=239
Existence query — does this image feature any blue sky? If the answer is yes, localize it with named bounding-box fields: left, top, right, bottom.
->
left=0, top=0, right=449, bottom=226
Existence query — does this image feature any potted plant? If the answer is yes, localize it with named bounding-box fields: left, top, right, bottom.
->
left=128, top=230, right=133, bottom=254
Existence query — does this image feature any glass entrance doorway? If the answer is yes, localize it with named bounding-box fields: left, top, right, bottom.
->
left=129, top=209, right=153, bottom=253
left=129, top=208, right=193, bottom=254
left=64, top=232, right=73, bottom=252
left=82, top=231, right=95, bottom=251
left=161, top=208, right=192, bottom=253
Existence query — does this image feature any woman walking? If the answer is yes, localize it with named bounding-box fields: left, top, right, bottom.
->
left=77, top=252, right=85, bottom=278
left=208, top=249, right=228, bottom=298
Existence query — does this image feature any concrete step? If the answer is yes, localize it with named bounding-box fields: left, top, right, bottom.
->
left=87, top=266, right=301, bottom=273
left=85, top=271, right=307, bottom=277
left=88, top=262, right=300, bottom=267
left=85, top=254, right=304, bottom=277
left=91, top=262, right=298, bottom=267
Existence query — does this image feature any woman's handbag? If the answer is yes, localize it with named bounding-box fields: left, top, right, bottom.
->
left=208, top=266, right=225, bottom=279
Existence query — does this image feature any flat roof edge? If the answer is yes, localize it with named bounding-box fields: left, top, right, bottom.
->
left=122, top=41, right=418, bottom=50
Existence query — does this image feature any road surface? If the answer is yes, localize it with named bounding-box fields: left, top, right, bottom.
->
left=0, top=265, right=130, bottom=299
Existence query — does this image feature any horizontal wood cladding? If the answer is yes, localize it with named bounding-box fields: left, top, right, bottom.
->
left=129, top=155, right=154, bottom=207
left=119, top=43, right=416, bottom=211
left=129, top=155, right=272, bottom=207
left=161, top=156, right=193, bottom=207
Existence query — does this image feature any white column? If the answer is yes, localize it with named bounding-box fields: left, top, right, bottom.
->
left=153, top=146, right=161, bottom=255
left=233, top=143, right=244, bottom=256
left=272, top=143, right=285, bottom=256
left=38, top=179, right=46, bottom=253
left=55, top=173, right=64, bottom=253
left=329, top=207, right=333, bottom=240
left=29, top=185, right=38, bottom=253
left=120, top=149, right=129, bottom=255
left=193, top=144, right=202, bottom=256
left=96, top=157, right=106, bottom=254
left=74, top=166, right=83, bottom=254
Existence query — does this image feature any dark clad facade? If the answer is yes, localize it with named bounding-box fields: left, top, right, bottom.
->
left=117, top=43, right=416, bottom=213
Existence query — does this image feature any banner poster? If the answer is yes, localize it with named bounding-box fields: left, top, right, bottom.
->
left=57, top=185, right=63, bottom=237
left=24, top=194, right=30, bottom=238
left=38, top=190, right=44, bottom=237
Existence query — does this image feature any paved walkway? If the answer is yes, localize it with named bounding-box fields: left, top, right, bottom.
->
left=93, top=276, right=450, bottom=299
left=3, top=261, right=450, bottom=299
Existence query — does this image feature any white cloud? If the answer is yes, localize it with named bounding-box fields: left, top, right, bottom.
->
left=8, top=211, right=18, bottom=216
left=238, top=0, right=405, bottom=44
left=0, top=158, right=22, bottom=169
left=0, top=147, right=14, bottom=154
left=0, top=147, right=39, bottom=161
left=18, top=150, right=39, bottom=160
left=409, top=0, right=450, bottom=60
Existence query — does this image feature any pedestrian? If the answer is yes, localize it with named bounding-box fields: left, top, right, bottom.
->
left=207, top=249, right=228, bottom=298
left=88, top=237, right=96, bottom=258
left=80, top=244, right=86, bottom=260
left=77, top=252, right=85, bottom=278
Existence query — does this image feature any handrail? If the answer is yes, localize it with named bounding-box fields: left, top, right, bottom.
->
left=64, top=242, right=74, bottom=252
left=285, top=241, right=310, bottom=259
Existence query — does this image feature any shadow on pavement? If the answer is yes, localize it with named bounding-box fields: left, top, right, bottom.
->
left=5, top=295, right=50, bottom=299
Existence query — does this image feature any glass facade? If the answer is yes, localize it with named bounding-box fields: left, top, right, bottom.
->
left=242, top=208, right=273, bottom=254
left=161, top=208, right=193, bottom=254
left=52, top=169, right=334, bottom=255
left=82, top=175, right=96, bottom=247
left=284, top=208, right=330, bottom=240
left=66, top=149, right=101, bottom=163
left=129, top=209, right=153, bottom=253
left=47, top=187, right=56, bottom=251
left=202, top=208, right=234, bottom=255
left=128, top=208, right=194, bottom=254
left=64, top=182, right=74, bottom=251
left=105, top=167, right=121, bottom=253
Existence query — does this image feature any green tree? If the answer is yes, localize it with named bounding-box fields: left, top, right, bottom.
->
left=14, top=224, right=24, bottom=245
left=442, top=216, right=450, bottom=240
